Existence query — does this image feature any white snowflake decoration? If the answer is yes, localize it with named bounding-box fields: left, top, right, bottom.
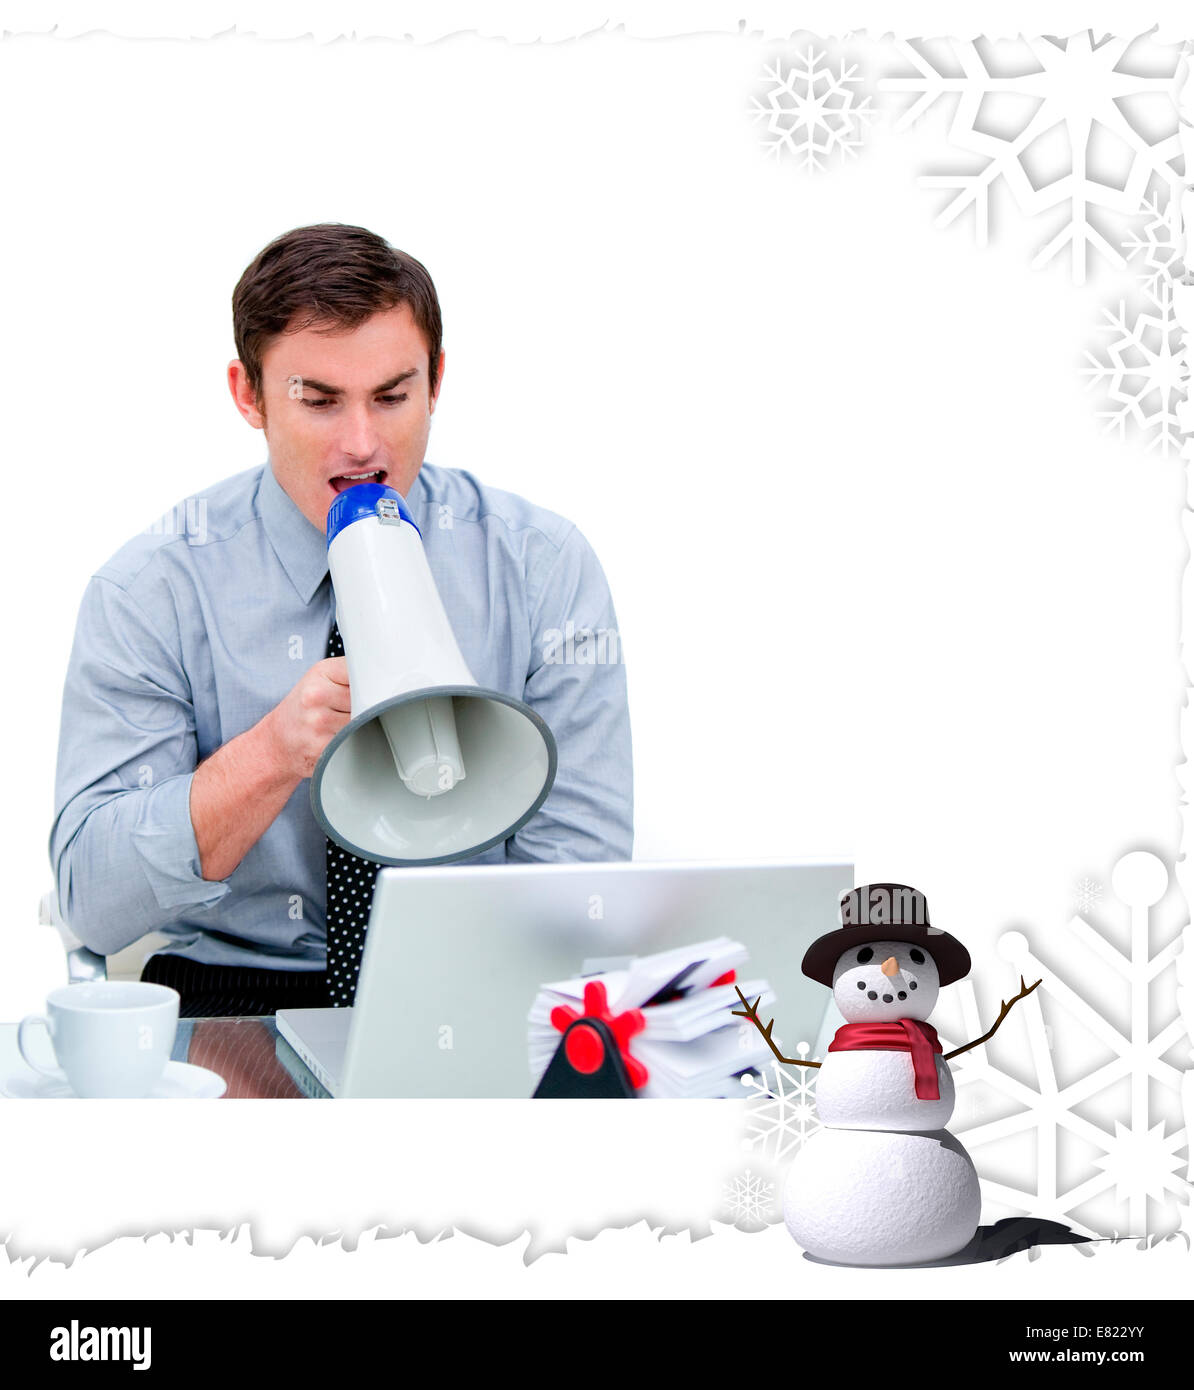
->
left=1081, top=194, right=1186, bottom=457
left=1121, top=190, right=1185, bottom=297
left=1073, top=876, right=1105, bottom=914
left=751, top=47, right=877, bottom=172
left=880, top=31, right=1187, bottom=283
left=741, top=1049, right=822, bottom=1162
left=944, top=851, right=1188, bottom=1238
left=721, top=1168, right=776, bottom=1227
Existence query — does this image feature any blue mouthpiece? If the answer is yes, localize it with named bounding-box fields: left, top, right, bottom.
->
left=326, top=482, right=420, bottom=548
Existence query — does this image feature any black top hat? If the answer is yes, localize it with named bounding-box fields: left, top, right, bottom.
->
left=801, top=882, right=971, bottom=987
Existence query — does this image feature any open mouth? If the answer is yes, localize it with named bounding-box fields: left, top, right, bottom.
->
left=330, top=469, right=387, bottom=494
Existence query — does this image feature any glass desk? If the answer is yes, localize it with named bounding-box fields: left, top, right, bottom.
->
left=0, top=1017, right=330, bottom=1099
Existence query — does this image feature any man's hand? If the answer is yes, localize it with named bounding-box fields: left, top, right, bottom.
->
left=261, top=657, right=353, bottom=779
left=191, top=658, right=352, bottom=882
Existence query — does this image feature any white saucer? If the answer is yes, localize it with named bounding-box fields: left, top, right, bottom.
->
left=2, top=1060, right=227, bottom=1100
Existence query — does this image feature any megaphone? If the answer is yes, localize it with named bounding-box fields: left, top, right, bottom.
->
left=311, top=482, right=557, bottom=865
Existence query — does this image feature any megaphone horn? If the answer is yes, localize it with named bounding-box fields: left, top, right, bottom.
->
left=311, top=483, right=558, bottom=865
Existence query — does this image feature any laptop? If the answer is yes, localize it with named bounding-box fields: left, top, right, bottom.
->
left=276, top=859, right=852, bottom=1098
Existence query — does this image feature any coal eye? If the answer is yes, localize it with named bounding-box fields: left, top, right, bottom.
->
left=910, top=948, right=925, bottom=964
left=857, top=947, right=874, bottom=964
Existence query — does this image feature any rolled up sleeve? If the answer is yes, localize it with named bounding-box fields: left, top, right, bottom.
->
left=49, top=574, right=230, bottom=956
left=507, top=526, right=633, bottom=863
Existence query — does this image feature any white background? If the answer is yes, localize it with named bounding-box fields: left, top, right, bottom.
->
left=0, top=4, right=1188, bottom=1298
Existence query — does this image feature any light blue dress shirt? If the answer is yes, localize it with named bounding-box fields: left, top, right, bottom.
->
left=50, top=461, right=633, bottom=971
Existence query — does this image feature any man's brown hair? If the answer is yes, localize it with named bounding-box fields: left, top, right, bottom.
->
left=232, top=223, right=443, bottom=405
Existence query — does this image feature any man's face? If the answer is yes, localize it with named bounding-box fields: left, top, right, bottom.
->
left=228, top=302, right=444, bottom=531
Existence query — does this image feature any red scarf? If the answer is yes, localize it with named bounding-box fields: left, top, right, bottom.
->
left=828, top=1020, right=943, bottom=1100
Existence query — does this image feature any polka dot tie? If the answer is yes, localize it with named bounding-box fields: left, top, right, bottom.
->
left=324, top=621, right=380, bottom=1008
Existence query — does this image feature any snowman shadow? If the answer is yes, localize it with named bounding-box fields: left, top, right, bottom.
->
left=800, top=1217, right=1092, bottom=1269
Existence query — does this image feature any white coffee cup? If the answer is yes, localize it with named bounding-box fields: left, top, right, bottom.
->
left=18, top=981, right=180, bottom=1098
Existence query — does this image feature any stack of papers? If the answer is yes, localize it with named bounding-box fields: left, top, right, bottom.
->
left=529, top=936, right=777, bottom=1098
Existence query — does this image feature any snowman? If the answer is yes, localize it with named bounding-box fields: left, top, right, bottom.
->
left=736, top=882, right=1039, bottom=1267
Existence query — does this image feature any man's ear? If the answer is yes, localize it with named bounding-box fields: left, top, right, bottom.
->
left=228, top=360, right=266, bottom=429
left=429, top=350, right=446, bottom=414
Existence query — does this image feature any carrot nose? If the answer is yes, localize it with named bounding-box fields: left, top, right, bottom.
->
left=881, top=956, right=900, bottom=977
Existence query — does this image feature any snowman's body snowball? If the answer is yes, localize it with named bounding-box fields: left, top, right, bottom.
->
left=783, top=1128, right=980, bottom=1266
left=814, top=1049, right=955, bottom=1130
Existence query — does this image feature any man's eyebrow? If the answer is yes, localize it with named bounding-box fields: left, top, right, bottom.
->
left=374, top=369, right=419, bottom=392
left=295, top=368, right=420, bottom=395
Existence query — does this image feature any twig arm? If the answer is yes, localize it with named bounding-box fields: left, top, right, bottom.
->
left=731, top=986, right=821, bottom=1068
left=942, top=976, right=1042, bottom=1062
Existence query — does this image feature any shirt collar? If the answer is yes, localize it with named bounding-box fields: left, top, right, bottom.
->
left=258, top=463, right=330, bottom=604
left=402, top=467, right=426, bottom=516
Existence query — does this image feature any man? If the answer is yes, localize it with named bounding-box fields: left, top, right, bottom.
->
left=50, top=224, right=633, bottom=1017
